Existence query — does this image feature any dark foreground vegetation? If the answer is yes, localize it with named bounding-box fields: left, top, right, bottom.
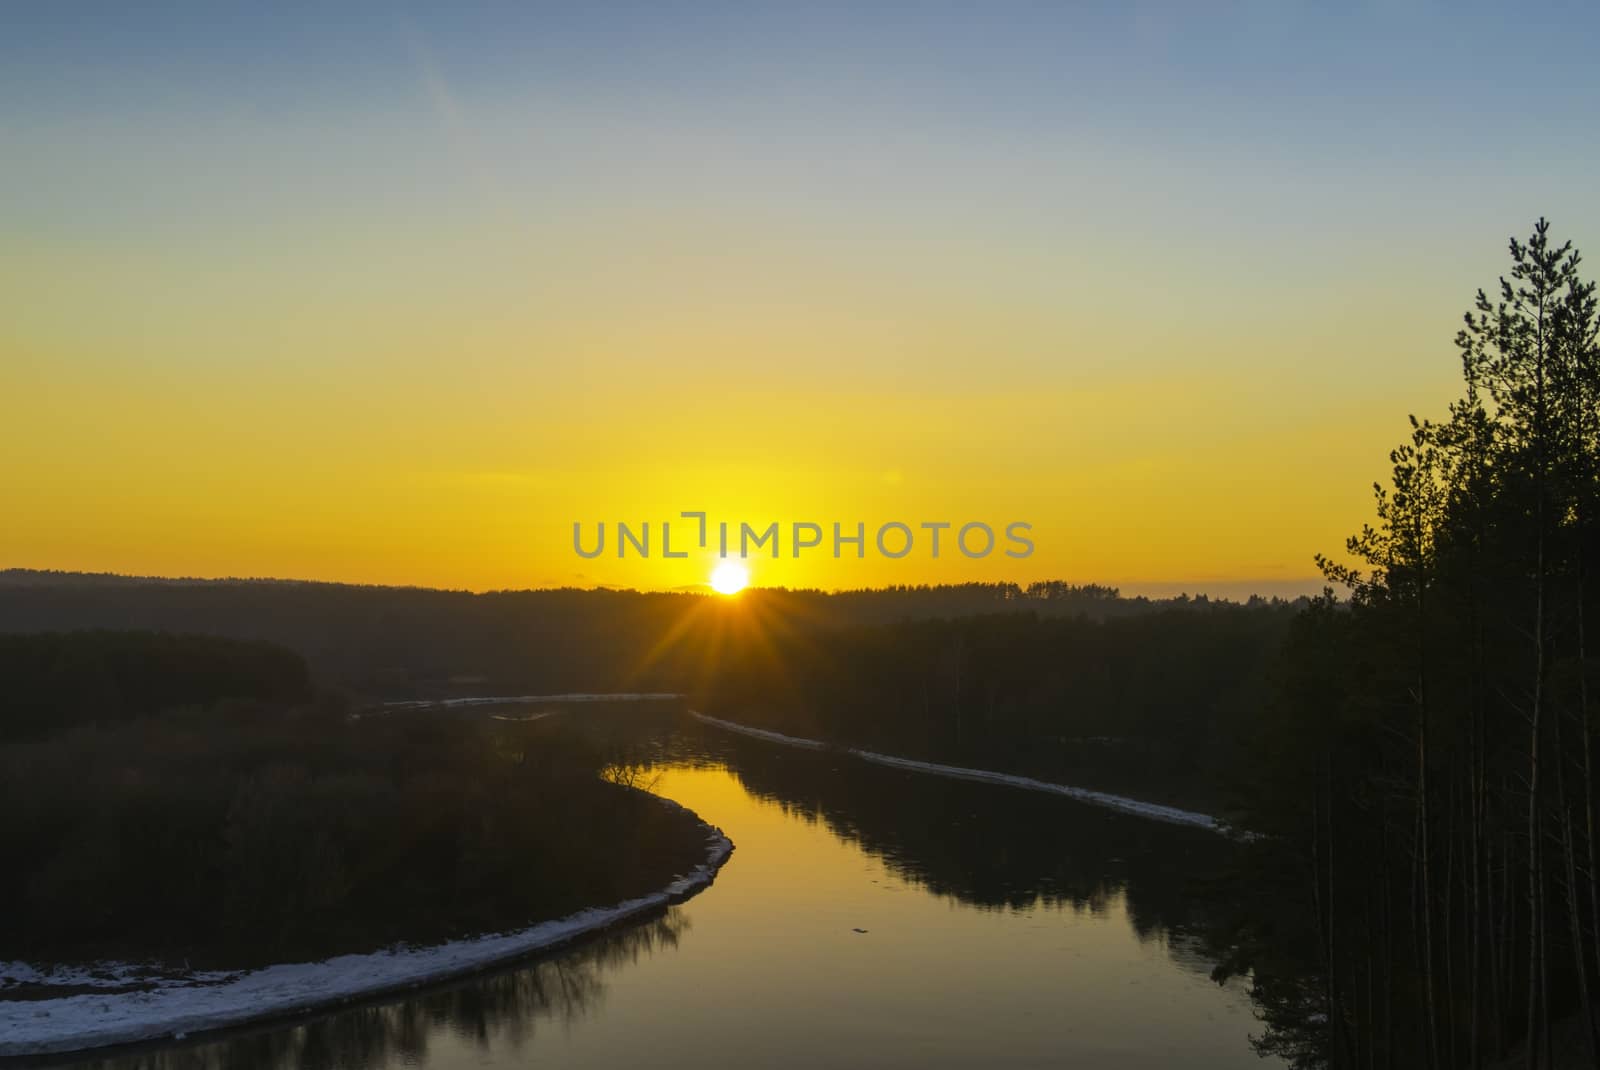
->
left=0, top=631, right=310, bottom=743
left=1229, top=220, right=1600, bottom=1069
left=0, top=635, right=709, bottom=969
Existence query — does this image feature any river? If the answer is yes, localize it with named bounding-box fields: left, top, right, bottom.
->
left=50, top=716, right=1285, bottom=1069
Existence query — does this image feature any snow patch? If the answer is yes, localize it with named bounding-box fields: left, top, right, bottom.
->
left=382, top=693, right=681, bottom=710
left=0, top=816, right=731, bottom=1057
left=690, top=711, right=1225, bottom=833
left=687, top=713, right=827, bottom=752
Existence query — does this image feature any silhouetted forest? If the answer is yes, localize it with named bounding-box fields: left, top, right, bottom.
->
left=0, top=573, right=1296, bottom=702
left=0, top=631, right=311, bottom=742
left=0, top=643, right=709, bottom=966
left=691, top=603, right=1296, bottom=812
left=1228, top=220, right=1600, bottom=1068
left=0, top=576, right=1300, bottom=812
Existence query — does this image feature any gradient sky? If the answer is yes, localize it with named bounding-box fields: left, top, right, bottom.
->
left=3, top=2, right=1598, bottom=596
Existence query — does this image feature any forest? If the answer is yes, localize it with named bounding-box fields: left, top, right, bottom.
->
left=689, top=602, right=1296, bottom=812
left=0, top=578, right=1301, bottom=815
left=0, top=634, right=709, bottom=968
left=0, top=572, right=1282, bottom=698
left=0, top=630, right=311, bottom=742
left=1226, top=222, right=1600, bottom=1068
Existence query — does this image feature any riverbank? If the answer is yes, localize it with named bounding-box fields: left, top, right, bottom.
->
left=381, top=692, right=682, bottom=711
left=0, top=800, right=732, bottom=1058
left=689, top=710, right=1225, bottom=833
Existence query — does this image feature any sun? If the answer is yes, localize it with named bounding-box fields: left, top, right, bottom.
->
left=710, top=561, right=749, bottom=595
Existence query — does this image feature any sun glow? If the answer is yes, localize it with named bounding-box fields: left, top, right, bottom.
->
left=710, top=561, right=749, bottom=595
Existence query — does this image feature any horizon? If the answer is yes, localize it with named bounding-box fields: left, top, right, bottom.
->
left=0, top=565, right=1324, bottom=603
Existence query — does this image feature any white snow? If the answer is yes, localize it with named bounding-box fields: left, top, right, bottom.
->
left=685, top=714, right=827, bottom=752
left=0, top=816, right=731, bottom=1057
left=689, top=711, right=1225, bottom=834
left=0, top=962, right=240, bottom=992
left=382, top=693, right=681, bottom=710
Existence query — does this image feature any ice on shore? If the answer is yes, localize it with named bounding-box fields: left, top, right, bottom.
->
left=689, top=711, right=1225, bottom=833
left=0, top=819, right=731, bottom=1057
left=382, top=693, right=681, bottom=710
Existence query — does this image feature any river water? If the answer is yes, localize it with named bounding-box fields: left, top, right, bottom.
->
left=56, top=719, right=1285, bottom=1069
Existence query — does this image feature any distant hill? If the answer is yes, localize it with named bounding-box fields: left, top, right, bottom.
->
left=0, top=570, right=1307, bottom=699
left=0, top=568, right=454, bottom=591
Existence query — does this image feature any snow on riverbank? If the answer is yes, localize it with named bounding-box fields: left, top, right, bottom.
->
left=383, top=692, right=681, bottom=710
left=686, top=715, right=827, bottom=752
left=690, top=711, right=1225, bottom=834
left=0, top=813, right=731, bottom=1058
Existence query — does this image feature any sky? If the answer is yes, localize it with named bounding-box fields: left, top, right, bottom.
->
left=3, top=2, right=1598, bottom=596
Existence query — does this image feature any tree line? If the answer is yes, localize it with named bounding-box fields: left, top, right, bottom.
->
left=0, top=574, right=1301, bottom=706
left=1238, top=219, right=1600, bottom=1067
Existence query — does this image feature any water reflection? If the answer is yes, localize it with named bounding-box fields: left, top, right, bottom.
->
left=720, top=731, right=1219, bottom=917
left=593, top=712, right=1230, bottom=955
